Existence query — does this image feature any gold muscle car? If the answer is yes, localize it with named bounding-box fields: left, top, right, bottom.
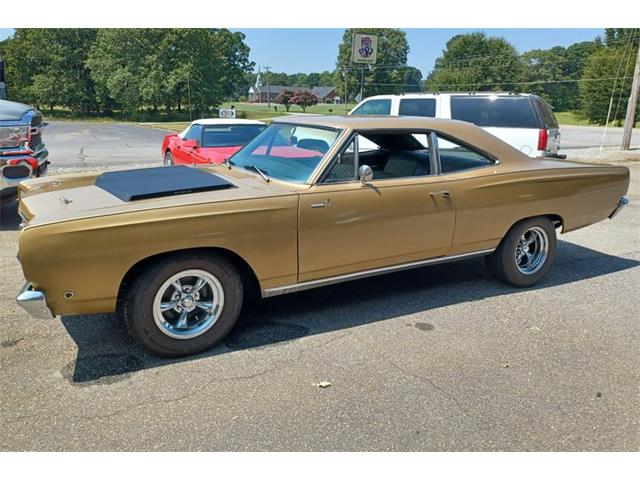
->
left=15, top=116, right=630, bottom=357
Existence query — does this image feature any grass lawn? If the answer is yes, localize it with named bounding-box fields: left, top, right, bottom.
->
left=221, top=102, right=356, bottom=116
left=142, top=122, right=191, bottom=133
left=554, top=111, right=623, bottom=127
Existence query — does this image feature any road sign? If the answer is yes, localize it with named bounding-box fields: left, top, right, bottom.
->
left=352, top=34, right=378, bottom=64
left=219, top=108, right=236, bottom=119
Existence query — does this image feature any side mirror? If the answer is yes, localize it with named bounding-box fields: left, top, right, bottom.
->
left=358, top=164, right=373, bottom=184
left=183, top=139, right=199, bottom=148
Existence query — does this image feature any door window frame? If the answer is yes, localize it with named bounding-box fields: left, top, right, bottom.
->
left=315, top=128, right=500, bottom=185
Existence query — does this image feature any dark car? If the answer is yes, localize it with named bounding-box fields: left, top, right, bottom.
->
left=0, top=99, right=49, bottom=201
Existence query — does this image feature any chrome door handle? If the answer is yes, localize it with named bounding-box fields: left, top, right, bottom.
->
left=429, top=191, right=450, bottom=199
left=311, top=199, right=331, bottom=208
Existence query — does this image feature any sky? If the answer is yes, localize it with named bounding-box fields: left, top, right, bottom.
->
left=0, top=28, right=604, bottom=76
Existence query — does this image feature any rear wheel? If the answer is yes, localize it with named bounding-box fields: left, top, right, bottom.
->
left=486, top=216, right=556, bottom=287
left=164, top=150, right=174, bottom=166
left=121, top=253, right=243, bottom=357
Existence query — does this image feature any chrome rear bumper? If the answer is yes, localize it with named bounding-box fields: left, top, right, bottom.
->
left=609, top=195, right=629, bottom=219
left=16, top=283, right=55, bottom=319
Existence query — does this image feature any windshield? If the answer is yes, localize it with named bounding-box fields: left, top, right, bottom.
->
left=229, top=123, right=341, bottom=183
left=202, top=124, right=265, bottom=147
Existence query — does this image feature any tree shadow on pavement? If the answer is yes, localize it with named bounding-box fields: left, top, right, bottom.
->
left=60, top=240, right=639, bottom=383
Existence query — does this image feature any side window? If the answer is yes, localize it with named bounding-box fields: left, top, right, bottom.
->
left=322, top=131, right=433, bottom=183
left=323, top=137, right=357, bottom=183
left=398, top=98, right=436, bottom=117
left=351, top=99, right=391, bottom=116
left=450, top=96, right=539, bottom=128
left=436, top=135, right=493, bottom=173
left=183, top=124, right=203, bottom=143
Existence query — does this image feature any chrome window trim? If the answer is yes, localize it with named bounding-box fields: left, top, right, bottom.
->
left=263, top=248, right=495, bottom=297
left=312, top=128, right=501, bottom=185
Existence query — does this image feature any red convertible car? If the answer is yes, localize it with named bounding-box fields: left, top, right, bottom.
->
left=161, top=119, right=266, bottom=165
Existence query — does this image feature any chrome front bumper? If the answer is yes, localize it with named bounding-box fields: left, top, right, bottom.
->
left=609, top=196, right=629, bottom=219
left=16, top=283, right=55, bottom=319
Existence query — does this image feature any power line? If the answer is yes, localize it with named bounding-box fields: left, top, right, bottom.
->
left=335, top=32, right=640, bottom=74
left=363, top=76, right=635, bottom=88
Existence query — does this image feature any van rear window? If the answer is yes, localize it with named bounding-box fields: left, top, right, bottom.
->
left=450, top=96, right=540, bottom=129
left=533, top=97, right=559, bottom=129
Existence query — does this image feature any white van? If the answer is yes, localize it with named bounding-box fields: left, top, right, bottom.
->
left=349, top=92, right=562, bottom=158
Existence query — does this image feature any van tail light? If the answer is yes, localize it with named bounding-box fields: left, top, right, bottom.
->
left=537, top=128, right=548, bottom=151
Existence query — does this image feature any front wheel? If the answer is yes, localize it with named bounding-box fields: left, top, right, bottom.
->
left=121, top=253, right=243, bottom=357
left=164, top=150, right=174, bottom=166
left=486, top=216, right=557, bottom=288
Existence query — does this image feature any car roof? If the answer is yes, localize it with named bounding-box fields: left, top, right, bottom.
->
left=360, top=92, right=534, bottom=99
left=272, top=114, right=474, bottom=131
left=190, top=118, right=265, bottom=126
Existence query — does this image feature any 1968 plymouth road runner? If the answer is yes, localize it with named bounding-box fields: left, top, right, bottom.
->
left=15, top=116, right=629, bottom=357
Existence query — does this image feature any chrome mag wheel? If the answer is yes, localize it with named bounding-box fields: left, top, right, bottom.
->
left=164, top=151, right=174, bottom=166
left=515, top=226, right=549, bottom=275
left=152, top=269, right=225, bottom=339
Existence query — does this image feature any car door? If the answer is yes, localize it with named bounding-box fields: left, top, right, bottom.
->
left=297, top=131, right=456, bottom=282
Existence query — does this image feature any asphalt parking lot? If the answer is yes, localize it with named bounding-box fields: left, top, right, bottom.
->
left=0, top=122, right=639, bottom=451
left=42, top=120, right=638, bottom=170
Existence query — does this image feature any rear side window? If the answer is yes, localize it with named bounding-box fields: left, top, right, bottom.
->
left=399, top=98, right=436, bottom=117
left=450, top=96, right=540, bottom=129
left=436, top=135, right=493, bottom=173
left=352, top=99, right=391, bottom=116
left=533, top=97, right=559, bottom=129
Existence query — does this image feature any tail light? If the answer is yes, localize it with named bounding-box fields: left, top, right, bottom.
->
left=537, top=128, right=548, bottom=152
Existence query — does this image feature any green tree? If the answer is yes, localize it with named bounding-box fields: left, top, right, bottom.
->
left=211, top=30, right=254, bottom=100
left=426, top=32, right=522, bottom=92
left=318, top=70, right=335, bottom=86
left=402, top=66, right=423, bottom=92
left=307, top=73, right=320, bottom=87
left=87, top=29, right=253, bottom=116
left=580, top=39, right=639, bottom=124
left=1, top=29, right=97, bottom=112
left=335, top=28, right=410, bottom=100
left=521, top=41, right=602, bottom=111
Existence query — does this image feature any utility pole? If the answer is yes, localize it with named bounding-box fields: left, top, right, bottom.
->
left=622, top=45, right=640, bottom=150
left=359, top=65, right=365, bottom=103
left=264, top=65, right=272, bottom=111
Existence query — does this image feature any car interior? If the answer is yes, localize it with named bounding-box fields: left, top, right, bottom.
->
left=323, top=131, right=493, bottom=182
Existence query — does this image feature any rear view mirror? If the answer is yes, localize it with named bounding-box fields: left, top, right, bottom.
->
left=183, top=139, right=199, bottom=148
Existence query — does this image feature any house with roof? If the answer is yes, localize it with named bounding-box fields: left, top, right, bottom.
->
left=248, top=85, right=340, bottom=104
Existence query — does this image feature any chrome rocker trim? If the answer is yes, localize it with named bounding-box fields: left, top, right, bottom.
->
left=16, top=282, right=55, bottom=319
left=263, top=248, right=495, bottom=298
left=609, top=196, right=629, bottom=219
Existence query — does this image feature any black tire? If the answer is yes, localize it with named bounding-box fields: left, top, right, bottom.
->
left=121, top=253, right=243, bottom=357
left=164, top=150, right=174, bottom=166
left=486, top=216, right=557, bottom=288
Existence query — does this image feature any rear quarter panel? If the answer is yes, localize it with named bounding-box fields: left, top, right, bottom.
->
left=447, top=161, right=630, bottom=253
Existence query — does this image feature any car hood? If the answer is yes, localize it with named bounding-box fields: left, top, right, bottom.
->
left=19, top=165, right=302, bottom=227
left=0, top=99, right=35, bottom=121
